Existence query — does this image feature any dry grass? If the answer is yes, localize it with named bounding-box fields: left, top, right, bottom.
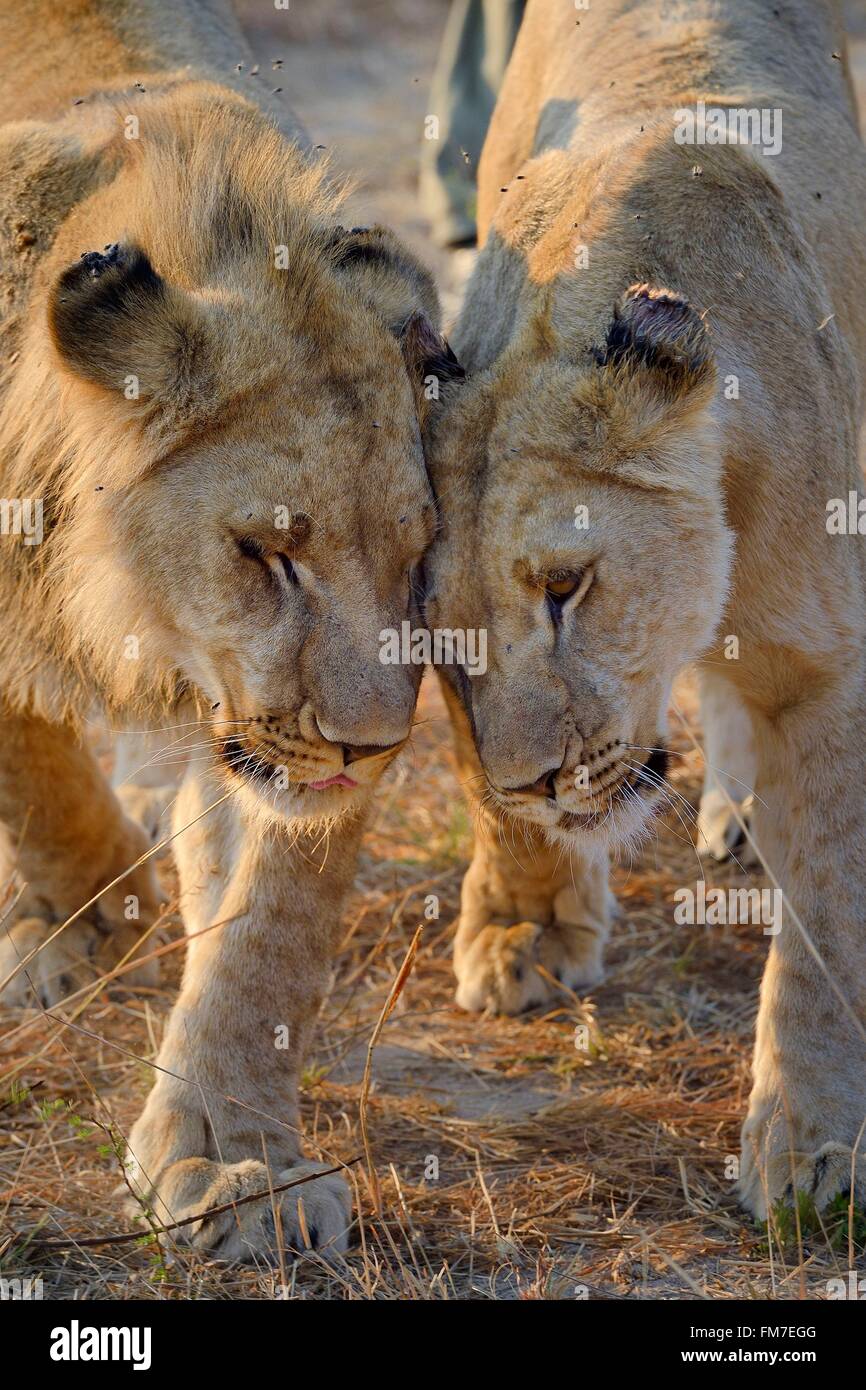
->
left=1, top=673, right=859, bottom=1300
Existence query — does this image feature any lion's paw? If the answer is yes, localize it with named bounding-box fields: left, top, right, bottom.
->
left=131, top=1157, right=352, bottom=1262
left=0, top=913, right=158, bottom=1008
left=454, top=919, right=604, bottom=1015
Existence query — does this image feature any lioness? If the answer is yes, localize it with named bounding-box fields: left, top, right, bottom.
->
left=425, top=0, right=866, bottom=1217
left=0, top=0, right=458, bottom=1257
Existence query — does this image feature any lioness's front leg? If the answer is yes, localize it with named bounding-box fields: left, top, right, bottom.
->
left=737, top=683, right=866, bottom=1218
left=0, top=708, right=161, bottom=1007
left=455, top=812, right=612, bottom=1014
left=442, top=682, right=612, bottom=1015
left=126, top=762, right=360, bottom=1259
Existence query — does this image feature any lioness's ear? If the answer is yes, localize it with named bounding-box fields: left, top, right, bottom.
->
left=48, top=242, right=211, bottom=409
left=596, top=283, right=713, bottom=399
left=583, top=284, right=718, bottom=489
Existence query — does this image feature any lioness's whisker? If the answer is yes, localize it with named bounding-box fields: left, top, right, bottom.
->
left=624, top=745, right=766, bottom=809
left=623, top=759, right=703, bottom=836
left=87, top=716, right=252, bottom=735
left=141, top=752, right=232, bottom=769
left=627, top=754, right=753, bottom=879
left=622, top=771, right=707, bottom=882
left=629, top=755, right=752, bottom=882
left=621, top=758, right=698, bottom=820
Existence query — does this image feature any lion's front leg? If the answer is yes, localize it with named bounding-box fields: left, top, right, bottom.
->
left=126, top=765, right=361, bottom=1260
left=0, top=709, right=161, bottom=1007
left=738, top=693, right=866, bottom=1220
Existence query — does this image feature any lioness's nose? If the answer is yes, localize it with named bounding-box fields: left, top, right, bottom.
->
left=509, top=765, right=560, bottom=799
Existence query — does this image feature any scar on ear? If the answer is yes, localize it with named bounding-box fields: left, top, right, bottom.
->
left=597, top=282, right=712, bottom=383
left=78, top=242, right=124, bottom=279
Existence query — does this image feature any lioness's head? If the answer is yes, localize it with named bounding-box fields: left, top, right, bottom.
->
left=40, top=111, right=459, bottom=825
left=425, top=285, right=732, bottom=849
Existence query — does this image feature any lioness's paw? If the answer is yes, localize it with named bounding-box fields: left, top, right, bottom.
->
left=454, top=919, right=604, bottom=1015
left=0, top=914, right=158, bottom=1008
left=739, top=1141, right=865, bottom=1222
left=132, top=1157, right=352, bottom=1262
left=739, top=1087, right=866, bottom=1222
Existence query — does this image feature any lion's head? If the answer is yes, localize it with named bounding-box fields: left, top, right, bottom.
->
left=11, top=95, right=462, bottom=825
left=425, top=284, right=732, bottom=850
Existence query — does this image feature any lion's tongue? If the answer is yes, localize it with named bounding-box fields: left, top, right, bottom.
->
left=307, top=773, right=358, bottom=791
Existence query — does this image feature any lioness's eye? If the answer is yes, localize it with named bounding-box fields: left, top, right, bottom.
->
left=545, top=568, right=590, bottom=604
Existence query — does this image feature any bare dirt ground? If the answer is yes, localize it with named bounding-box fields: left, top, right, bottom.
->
left=2, top=0, right=866, bottom=1301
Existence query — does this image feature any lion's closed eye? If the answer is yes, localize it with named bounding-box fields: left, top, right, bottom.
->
left=235, top=535, right=300, bottom=587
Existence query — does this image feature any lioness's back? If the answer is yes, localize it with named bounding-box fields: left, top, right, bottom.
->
left=475, top=0, right=866, bottom=385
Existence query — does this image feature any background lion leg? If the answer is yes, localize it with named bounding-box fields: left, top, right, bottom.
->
left=0, top=707, right=161, bottom=1006
left=695, top=667, right=757, bottom=862
left=126, top=763, right=363, bottom=1260
left=735, top=684, right=866, bottom=1219
left=440, top=678, right=612, bottom=1014
left=111, top=726, right=182, bottom=846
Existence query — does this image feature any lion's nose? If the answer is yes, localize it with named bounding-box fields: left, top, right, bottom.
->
left=343, top=739, right=404, bottom=764
left=313, top=708, right=413, bottom=753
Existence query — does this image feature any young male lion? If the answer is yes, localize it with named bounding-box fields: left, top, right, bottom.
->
left=425, top=0, right=866, bottom=1218
left=0, top=0, right=457, bottom=1257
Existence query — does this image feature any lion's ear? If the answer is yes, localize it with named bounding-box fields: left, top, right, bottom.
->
left=583, top=284, right=718, bottom=489
left=48, top=242, right=211, bottom=410
left=325, top=224, right=441, bottom=325
left=398, top=309, right=465, bottom=421
left=324, top=224, right=465, bottom=410
left=596, top=283, right=713, bottom=400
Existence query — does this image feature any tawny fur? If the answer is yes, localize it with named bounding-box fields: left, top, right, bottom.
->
left=426, top=0, right=866, bottom=1219
left=0, top=0, right=449, bottom=1259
